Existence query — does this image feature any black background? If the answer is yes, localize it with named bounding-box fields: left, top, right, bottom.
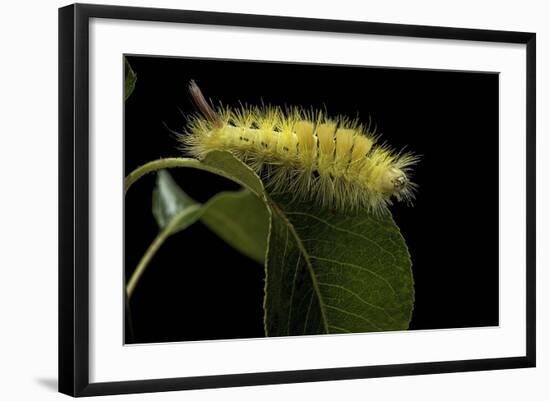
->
left=124, top=55, right=499, bottom=344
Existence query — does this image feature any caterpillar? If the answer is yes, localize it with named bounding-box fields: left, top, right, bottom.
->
left=180, top=81, right=418, bottom=214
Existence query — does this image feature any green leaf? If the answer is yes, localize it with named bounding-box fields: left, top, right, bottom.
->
left=127, top=171, right=202, bottom=297
left=124, top=58, right=137, bottom=101
left=127, top=166, right=269, bottom=298
left=124, top=151, right=265, bottom=196
left=152, top=169, right=268, bottom=263
left=152, top=170, right=201, bottom=234
left=201, top=190, right=269, bottom=264
left=125, top=151, right=414, bottom=334
left=199, top=151, right=265, bottom=197
left=264, top=197, right=414, bottom=336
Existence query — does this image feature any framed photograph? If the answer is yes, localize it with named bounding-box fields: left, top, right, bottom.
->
left=59, top=3, right=536, bottom=397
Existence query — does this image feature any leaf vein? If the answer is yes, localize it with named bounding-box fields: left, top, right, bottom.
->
left=318, top=282, right=396, bottom=322
left=287, top=253, right=301, bottom=335
left=271, top=204, right=330, bottom=333
left=285, top=211, right=397, bottom=263
left=310, top=255, right=396, bottom=294
left=325, top=305, right=383, bottom=331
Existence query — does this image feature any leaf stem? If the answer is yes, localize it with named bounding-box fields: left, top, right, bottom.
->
left=126, top=225, right=172, bottom=298
left=124, top=158, right=202, bottom=194
left=126, top=204, right=203, bottom=298
left=125, top=293, right=135, bottom=341
left=125, top=155, right=262, bottom=197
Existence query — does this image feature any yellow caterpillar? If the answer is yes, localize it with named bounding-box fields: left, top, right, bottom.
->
left=180, top=81, right=418, bottom=214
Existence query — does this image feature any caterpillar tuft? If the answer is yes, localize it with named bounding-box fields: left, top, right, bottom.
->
left=180, top=80, right=419, bottom=214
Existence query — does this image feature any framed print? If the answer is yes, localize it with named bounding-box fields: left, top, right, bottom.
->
left=58, top=3, right=536, bottom=397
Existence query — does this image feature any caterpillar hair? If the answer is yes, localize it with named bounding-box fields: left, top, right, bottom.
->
left=180, top=80, right=419, bottom=214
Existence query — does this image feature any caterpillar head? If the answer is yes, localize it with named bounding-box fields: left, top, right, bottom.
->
left=379, top=166, right=417, bottom=207
left=381, top=168, right=408, bottom=194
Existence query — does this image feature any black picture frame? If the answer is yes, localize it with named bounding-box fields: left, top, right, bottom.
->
left=59, top=3, right=536, bottom=397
